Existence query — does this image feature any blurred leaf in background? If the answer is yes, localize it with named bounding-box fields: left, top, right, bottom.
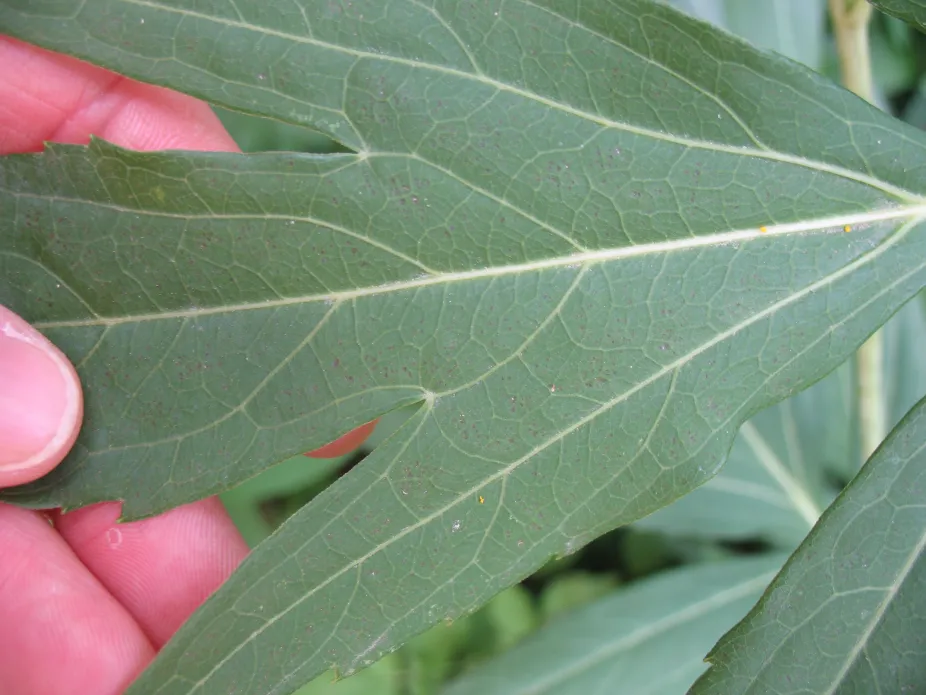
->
left=666, top=0, right=828, bottom=70
left=216, top=107, right=348, bottom=154
left=443, top=556, right=785, bottom=695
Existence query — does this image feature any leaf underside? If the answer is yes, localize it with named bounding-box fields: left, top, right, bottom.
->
left=691, top=395, right=926, bottom=694
left=1, top=1, right=926, bottom=694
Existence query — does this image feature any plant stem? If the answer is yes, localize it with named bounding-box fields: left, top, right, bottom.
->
left=829, top=0, right=874, bottom=101
left=829, top=0, right=885, bottom=461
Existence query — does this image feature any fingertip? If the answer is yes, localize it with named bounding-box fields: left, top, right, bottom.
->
left=0, top=306, right=82, bottom=486
left=98, top=80, right=240, bottom=153
left=0, top=36, right=239, bottom=155
left=56, top=498, right=249, bottom=647
left=0, top=504, right=154, bottom=695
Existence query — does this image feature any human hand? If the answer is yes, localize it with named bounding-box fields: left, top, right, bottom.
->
left=0, top=37, right=369, bottom=694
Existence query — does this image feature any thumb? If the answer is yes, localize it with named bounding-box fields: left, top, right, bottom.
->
left=0, top=305, right=82, bottom=487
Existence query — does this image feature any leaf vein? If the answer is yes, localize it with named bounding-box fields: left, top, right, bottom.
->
left=178, top=211, right=921, bottom=695
left=114, top=0, right=925, bottom=201
left=31, top=206, right=926, bottom=330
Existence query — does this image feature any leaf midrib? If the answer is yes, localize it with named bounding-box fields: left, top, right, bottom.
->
left=163, top=217, right=923, bottom=694
left=98, top=0, right=924, bottom=201
left=27, top=203, right=926, bottom=330
left=703, top=476, right=796, bottom=509
left=739, top=422, right=821, bottom=527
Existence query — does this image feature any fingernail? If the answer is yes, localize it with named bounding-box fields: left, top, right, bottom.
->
left=0, top=307, right=82, bottom=478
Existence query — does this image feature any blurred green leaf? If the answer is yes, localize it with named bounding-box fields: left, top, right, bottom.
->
left=901, top=78, right=926, bottom=128
left=870, top=20, right=918, bottom=96
left=539, top=572, right=618, bottom=621
left=464, top=585, right=538, bottom=659
left=722, top=1, right=827, bottom=70
left=220, top=454, right=343, bottom=546
left=215, top=107, right=347, bottom=154
left=882, top=296, right=926, bottom=433
left=443, top=556, right=785, bottom=695
left=692, top=395, right=926, bottom=694
left=403, top=620, right=469, bottom=695
left=665, top=0, right=827, bottom=69
left=621, top=528, right=678, bottom=578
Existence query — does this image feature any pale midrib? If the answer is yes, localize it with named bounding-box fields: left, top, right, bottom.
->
left=34, top=204, right=926, bottom=330
left=116, top=0, right=924, bottom=202
left=702, top=476, right=794, bottom=509
left=515, top=571, right=778, bottom=695
left=179, top=215, right=919, bottom=694
left=739, top=422, right=822, bottom=527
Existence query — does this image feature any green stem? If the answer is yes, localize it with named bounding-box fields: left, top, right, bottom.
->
left=829, top=0, right=885, bottom=461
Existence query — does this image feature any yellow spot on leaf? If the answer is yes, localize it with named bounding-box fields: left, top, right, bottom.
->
left=844, top=225, right=852, bottom=233
left=759, top=226, right=768, bottom=233
left=478, top=495, right=485, bottom=504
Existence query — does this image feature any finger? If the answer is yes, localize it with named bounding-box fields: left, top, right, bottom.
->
left=0, top=36, right=237, bottom=154
left=0, top=505, right=154, bottom=695
left=58, top=418, right=379, bottom=644
left=0, top=34, right=249, bottom=651
left=0, top=306, right=82, bottom=487
left=54, top=499, right=249, bottom=647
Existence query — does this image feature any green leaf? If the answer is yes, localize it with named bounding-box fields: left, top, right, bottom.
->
left=1, top=0, right=925, bottom=517
left=463, top=585, right=539, bottom=657
left=539, top=571, right=618, bottom=621
left=691, top=396, right=926, bottom=694
left=869, top=0, right=926, bottom=31
left=638, top=295, right=926, bottom=547
left=637, top=369, right=840, bottom=546
left=219, top=453, right=343, bottom=547
left=869, top=14, right=919, bottom=96
left=2, top=1, right=926, bottom=694
left=214, top=107, right=345, bottom=155
left=443, top=556, right=785, bottom=695
left=221, top=405, right=417, bottom=546
left=402, top=620, right=468, bottom=695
